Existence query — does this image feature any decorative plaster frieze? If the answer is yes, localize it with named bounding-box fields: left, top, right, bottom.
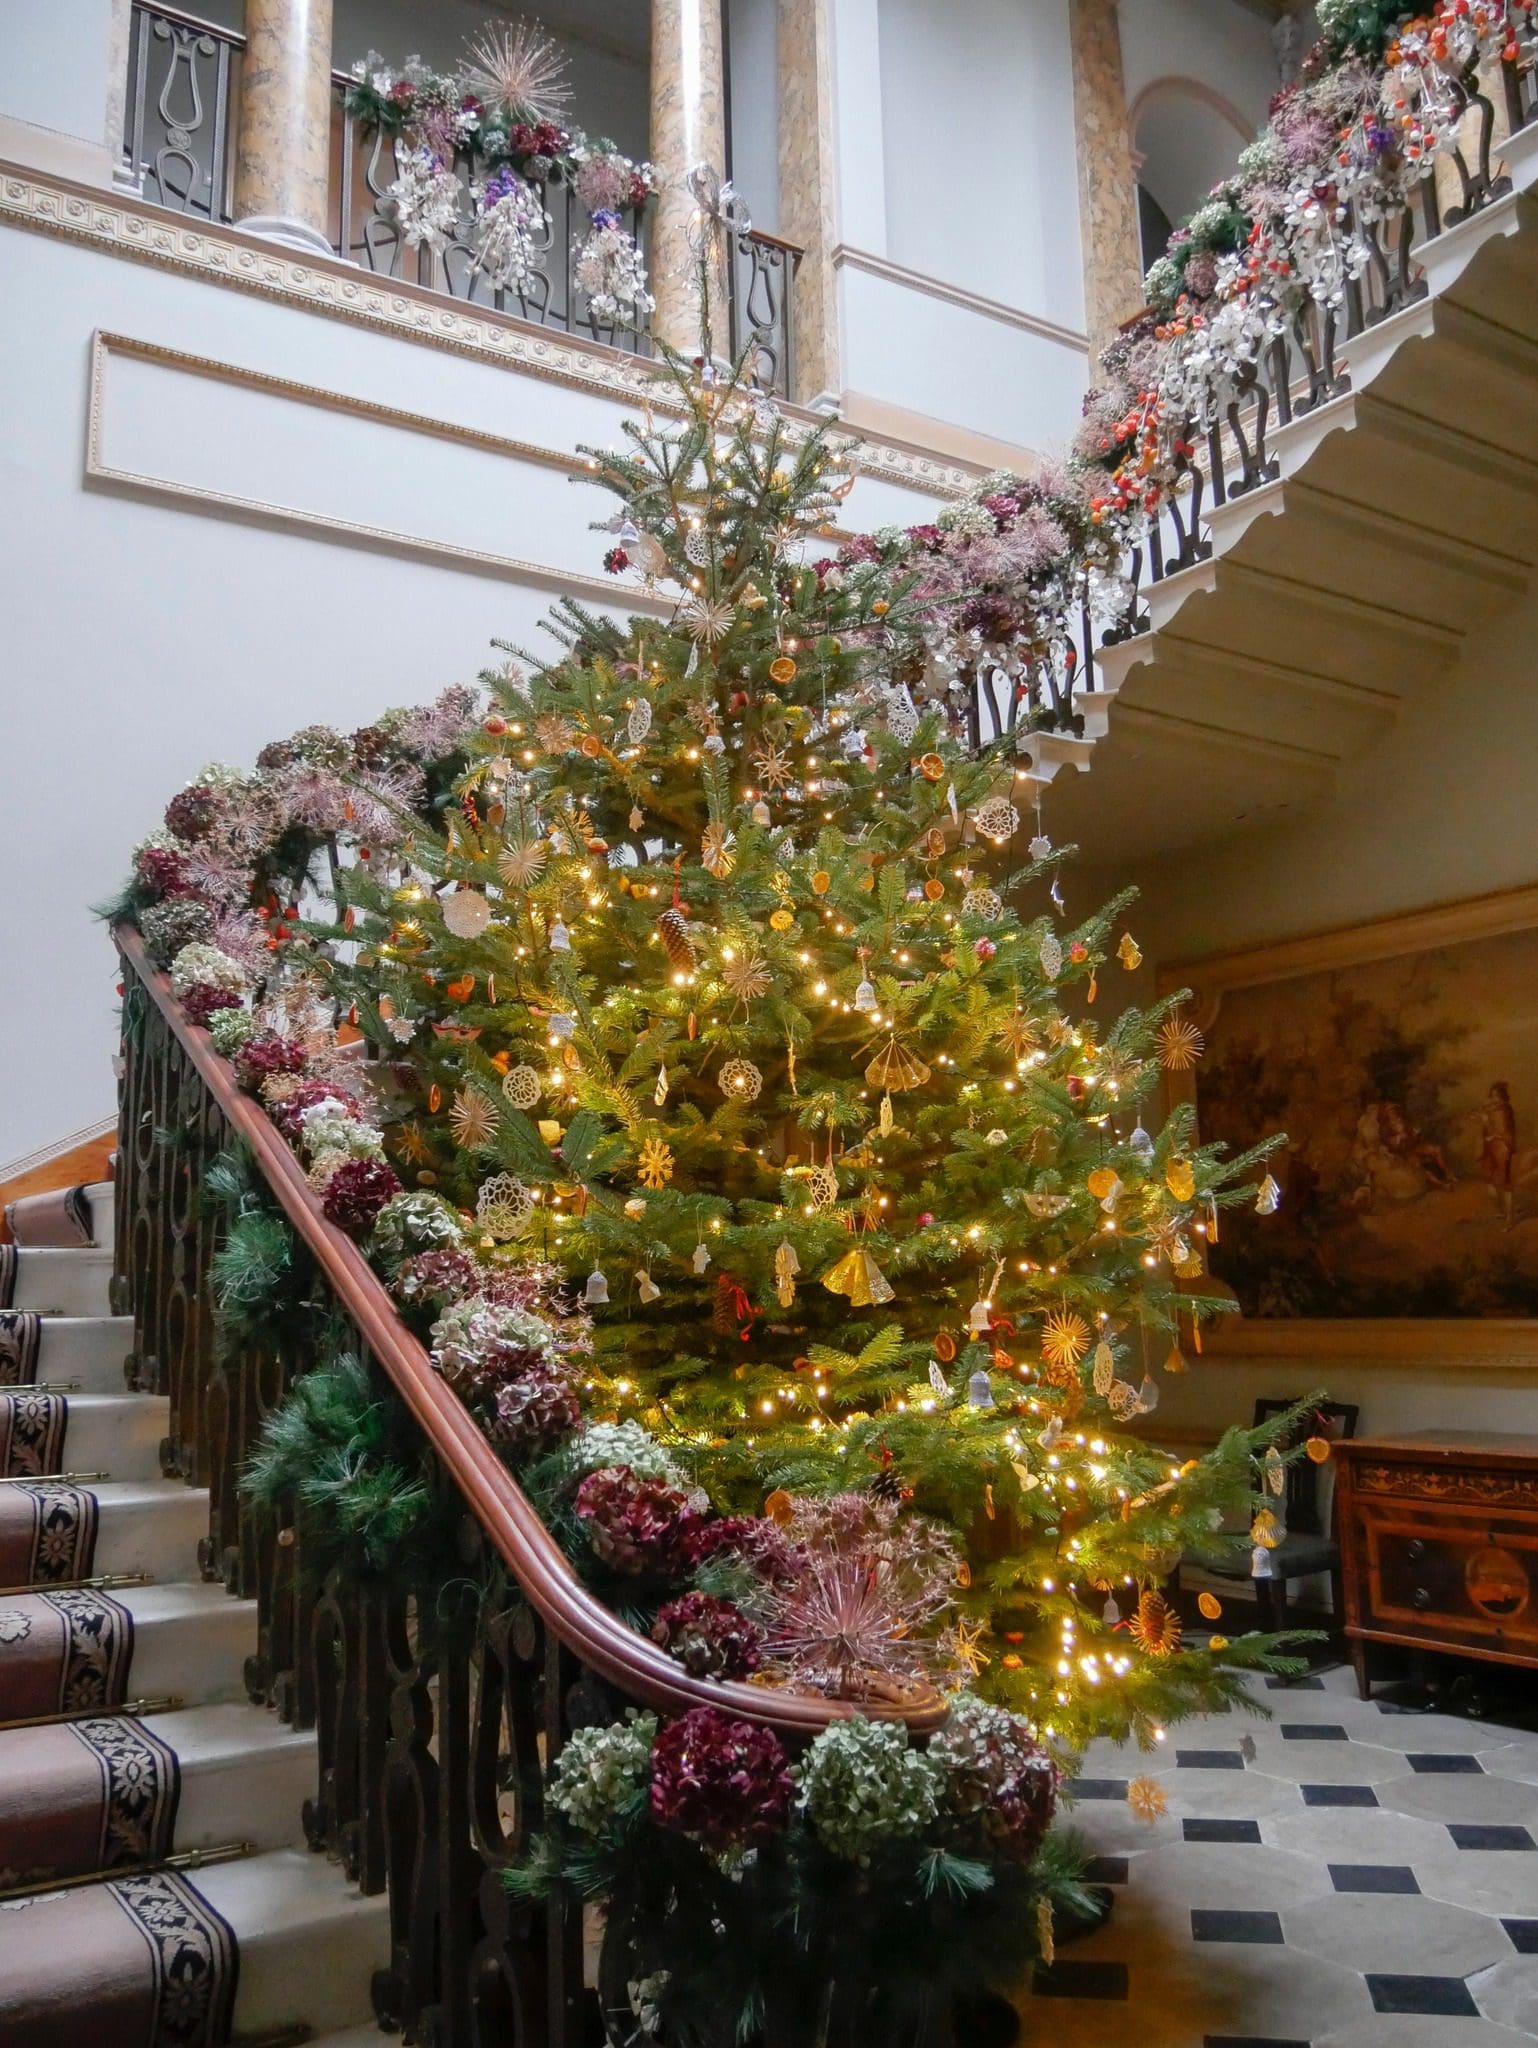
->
left=0, top=161, right=976, bottom=498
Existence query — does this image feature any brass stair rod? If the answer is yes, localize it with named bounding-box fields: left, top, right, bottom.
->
left=0, top=1694, right=181, bottom=1733
left=0, top=1840, right=255, bottom=1903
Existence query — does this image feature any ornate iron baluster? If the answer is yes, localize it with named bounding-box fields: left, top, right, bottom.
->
left=124, top=4, right=239, bottom=223
left=730, top=229, right=800, bottom=397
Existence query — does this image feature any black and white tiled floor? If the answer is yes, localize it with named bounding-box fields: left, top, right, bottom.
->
left=1026, top=1662, right=1538, bottom=2045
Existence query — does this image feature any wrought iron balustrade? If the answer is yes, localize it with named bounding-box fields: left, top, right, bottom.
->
left=966, top=49, right=1538, bottom=755
left=112, top=922, right=941, bottom=2043
left=122, top=0, right=241, bottom=223
left=119, top=0, right=799, bottom=392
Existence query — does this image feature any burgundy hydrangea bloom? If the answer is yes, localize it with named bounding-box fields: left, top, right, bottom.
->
left=268, top=1079, right=365, bottom=1141
left=471, top=1334, right=556, bottom=1396
left=652, top=1592, right=762, bottom=1681
left=163, top=785, right=220, bottom=843
left=648, top=1707, right=794, bottom=1851
left=683, top=1514, right=800, bottom=1585
left=574, top=1466, right=696, bottom=1581
left=904, top=522, right=945, bottom=554
left=834, top=533, right=882, bottom=569
left=508, top=119, right=569, bottom=161
left=233, top=1034, right=309, bottom=1094
left=487, top=1360, right=582, bottom=1462
left=321, top=1157, right=402, bottom=1235
left=394, top=1247, right=481, bottom=1309
left=180, top=982, right=244, bottom=1028
left=933, top=1702, right=1060, bottom=1863
left=134, top=842, right=195, bottom=899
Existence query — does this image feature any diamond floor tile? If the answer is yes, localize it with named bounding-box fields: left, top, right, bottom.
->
left=1035, top=1672, right=1538, bottom=2045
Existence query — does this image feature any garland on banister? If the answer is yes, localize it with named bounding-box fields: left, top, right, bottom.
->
left=1079, top=0, right=1536, bottom=520
left=344, top=22, right=659, bottom=323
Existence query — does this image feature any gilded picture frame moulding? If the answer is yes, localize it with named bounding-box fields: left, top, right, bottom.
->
left=1157, top=883, right=1538, bottom=1369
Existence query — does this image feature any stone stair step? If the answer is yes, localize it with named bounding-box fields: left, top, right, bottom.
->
left=150, top=1701, right=316, bottom=1856
left=197, top=1849, right=391, bottom=2037
left=107, top=1583, right=257, bottom=1708
left=7, top=1248, right=115, bottom=1317
left=30, top=1315, right=131, bottom=1392
left=83, top=1479, right=210, bottom=1587
left=38, top=1392, right=169, bottom=1483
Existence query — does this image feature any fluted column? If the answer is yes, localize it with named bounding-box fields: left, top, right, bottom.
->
left=777, top=0, right=840, bottom=407
left=649, top=0, right=728, bottom=353
left=233, top=0, right=335, bottom=255
left=1067, top=0, right=1144, bottom=364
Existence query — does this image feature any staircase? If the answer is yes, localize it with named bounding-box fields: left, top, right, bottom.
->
left=0, top=1177, right=388, bottom=2047
left=1022, top=121, right=1538, bottom=868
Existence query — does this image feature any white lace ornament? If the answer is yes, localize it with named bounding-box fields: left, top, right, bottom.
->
left=477, top=1173, right=535, bottom=1240
left=501, top=1064, right=541, bottom=1110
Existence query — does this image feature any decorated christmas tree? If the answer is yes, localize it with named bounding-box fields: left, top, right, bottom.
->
left=310, top=306, right=1295, bottom=1753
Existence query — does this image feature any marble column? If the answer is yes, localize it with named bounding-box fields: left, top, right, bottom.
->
left=649, top=0, right=729, bottom=354
left=233, top=0, right=335, bottom=255
left=1067, top=0, right=1145, bottom=364
left=777, top=0, right=840, bottom=407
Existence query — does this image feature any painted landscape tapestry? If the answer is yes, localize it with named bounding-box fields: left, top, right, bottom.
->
left=1197, top=927, right=1538, bottom=1319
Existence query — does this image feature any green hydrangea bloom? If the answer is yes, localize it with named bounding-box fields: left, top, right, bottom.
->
left=549, top=1711, right=657, bottom=1835
left=796, top=1718, right=941, bottom=1864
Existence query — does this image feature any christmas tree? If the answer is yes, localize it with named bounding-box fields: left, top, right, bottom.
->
left=313, top=308, right=1297, bottom=1753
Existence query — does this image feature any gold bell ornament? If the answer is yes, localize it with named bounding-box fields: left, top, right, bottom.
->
left=821, top=1247, right=894, bottom=1308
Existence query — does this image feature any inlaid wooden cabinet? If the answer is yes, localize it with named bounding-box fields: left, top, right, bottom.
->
left=1336, top=1433, right=1538, bottom=1697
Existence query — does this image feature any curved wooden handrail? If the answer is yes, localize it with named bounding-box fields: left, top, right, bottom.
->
left=117, top=924, right=946, bottom=1737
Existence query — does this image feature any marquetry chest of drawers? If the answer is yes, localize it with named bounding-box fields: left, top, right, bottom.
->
left=1336, top=1432, right=1538, bottom=1696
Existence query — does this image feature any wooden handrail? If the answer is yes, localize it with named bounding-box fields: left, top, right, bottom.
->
left=117, top=923, right=945, bottom=1737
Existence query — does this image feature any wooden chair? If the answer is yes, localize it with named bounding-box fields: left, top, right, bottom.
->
left=1204, top=1398, right=1360, bottom=1632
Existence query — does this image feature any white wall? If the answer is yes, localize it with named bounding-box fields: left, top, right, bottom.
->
left=0, top=0, right=115, bottom=141
left=1117, top=0, right=1281, bottom=134
left=1119, top=0, right=1283, bottom=230
left=825, top=0, right=1089, bottom=457
left=876, top=0, right=1083, bottom=329
left=0, top=220, right=943, bottom=1171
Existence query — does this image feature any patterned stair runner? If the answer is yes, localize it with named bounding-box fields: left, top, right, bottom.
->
left=0, top=1314, right=42, bottom=1388
left=0, top=1482, right=98, bottom=1586
left=0, top=1392, right=68, bottom=1477
left=0, top=1272, right=240, bottom=2048
left=0, top=1715, right=179, bottom=1885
